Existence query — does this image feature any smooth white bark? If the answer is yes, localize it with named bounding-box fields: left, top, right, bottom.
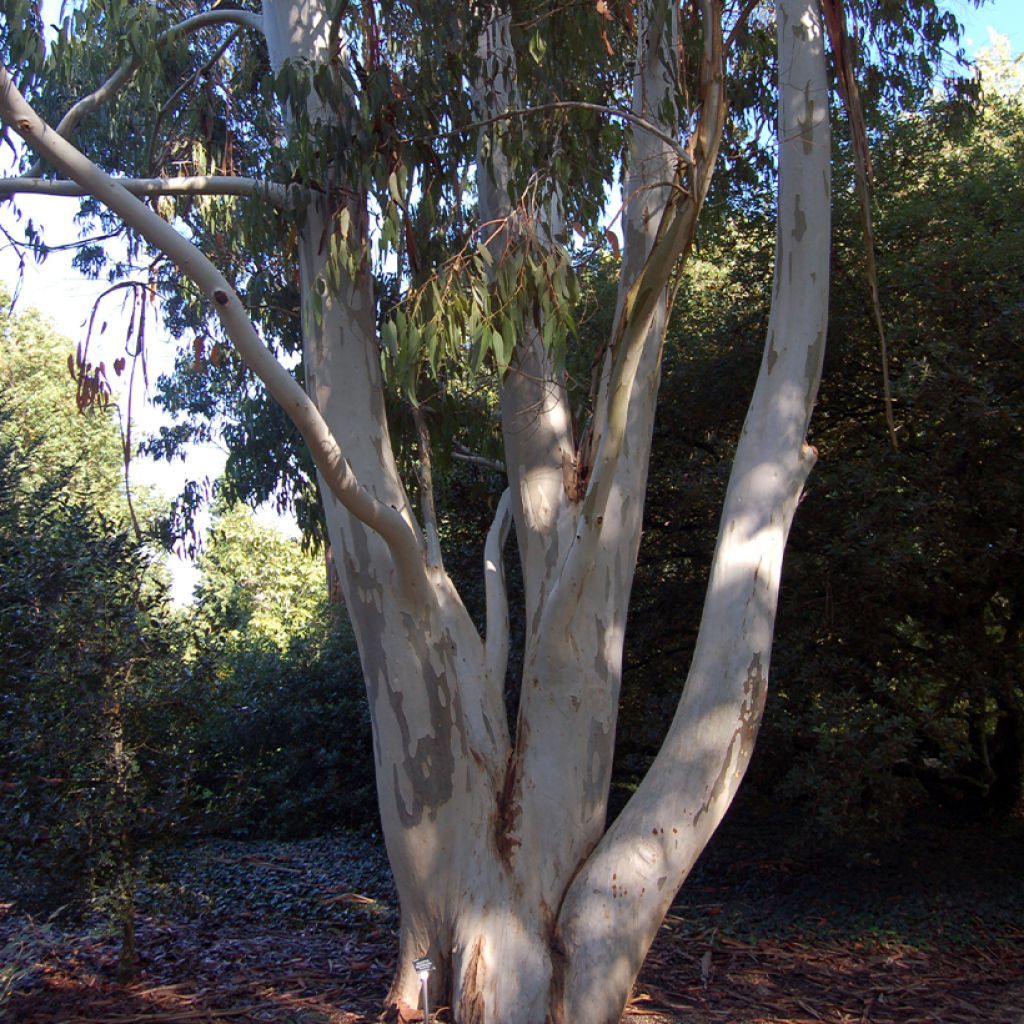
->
left=474, top=7, right=577, bottom=634
left=511, top=0, right=726, bottom=923
left=0, top=175, right=306, bottom=206
left=260, top=6, right=514, bottom=1014
left=484, top=489, right=513, bottom=684
left=556, top=2, right=830, bottom=1019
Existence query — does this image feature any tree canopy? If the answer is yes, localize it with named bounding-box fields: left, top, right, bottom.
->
left=0, top=1, right=980, bottom=540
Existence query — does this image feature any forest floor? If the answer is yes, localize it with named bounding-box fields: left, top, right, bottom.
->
left=3, top=797, right=1024, bottom=1024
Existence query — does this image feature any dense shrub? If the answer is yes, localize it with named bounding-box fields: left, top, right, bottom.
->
left=189, top=620, right=376, bottom=838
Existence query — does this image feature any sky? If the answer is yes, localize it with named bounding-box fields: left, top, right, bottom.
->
left=1, top=0, right=1022, bottom=601
left=956, top=0, right=1024, bottom=54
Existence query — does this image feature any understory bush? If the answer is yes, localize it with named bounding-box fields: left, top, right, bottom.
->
left=189, top=618, right=376, bottom=838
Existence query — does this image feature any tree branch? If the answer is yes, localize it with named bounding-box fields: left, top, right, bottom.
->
left=484, top=488, right=513, bottom=685
left=541, top=0, right=726, bottom=635
left=25, top=8, right=265, bottom=178
left=0, top=64, right=431, bottom=601
left=452, top=442, right=505, bottom=474
left=0, top=174, right=310, bottom=207
left=413, top=404, right=443, bottom=570
left=475, top=6, right=576, bottom=631
left=557, top=1, right=829, bottom=1013
left=422, top=101, right=695, bottom=172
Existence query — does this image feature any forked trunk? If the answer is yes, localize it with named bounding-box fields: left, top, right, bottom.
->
left=262, top=0, right=830, bottom=1021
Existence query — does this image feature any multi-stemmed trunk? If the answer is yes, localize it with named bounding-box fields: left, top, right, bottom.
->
left=260, top=0, right=830, bottom=1019
left=0, top=0, right=832, bottom=1019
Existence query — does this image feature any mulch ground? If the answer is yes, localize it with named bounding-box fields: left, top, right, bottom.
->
left=4, top=807, right=1024, bottom=1023
left=4, top=909, right=1022, bottom=1024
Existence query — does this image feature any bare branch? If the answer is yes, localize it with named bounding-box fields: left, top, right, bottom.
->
left=419, top=101, right=694, bottom=172
left=821, top=0, right=898, bottom=449
left=452, top=442, right=505, bottom=474
left=0, top=63, right=432, bottom=602
left=148, top=26, right=241, bottom=175
left=25, top=8, right=264, bottom=178
left=726, top=0, right=761, bottom=51
left=0, top=174, right=310, bottom=207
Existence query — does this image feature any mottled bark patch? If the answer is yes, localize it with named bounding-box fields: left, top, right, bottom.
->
left=804, top=330, right=825, bottom=413
left=340, top=520, right=387, bottom=707
left=799, top=84, right=816, bottom=154
left=562, top=448, right=586, bottom=503
left=739, top=652, right=768, bottom=763
left=766, top=329, right=779, bottom=374
left=584, top=714, right=613, bottom=813
left=389, top=618, right=460, bottom=828
left=792, top=194, right=807, bottom=242
left=694, top=651, right=768, bottom=826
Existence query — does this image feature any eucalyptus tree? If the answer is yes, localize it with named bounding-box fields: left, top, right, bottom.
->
left=0, top=1, right=973, bottom=1019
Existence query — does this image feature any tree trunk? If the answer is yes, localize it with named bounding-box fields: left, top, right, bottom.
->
left=264, top=0, right=828, bottom=1020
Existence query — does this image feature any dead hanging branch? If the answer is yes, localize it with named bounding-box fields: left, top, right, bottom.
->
left=821, top=0, right=898, bottom=450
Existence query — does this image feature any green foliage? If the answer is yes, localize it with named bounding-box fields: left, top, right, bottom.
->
left=6, top=0, right=972, bottom=544
left=182, top=502, right=376, bottom=837
left=0, top=299, right=126, bottom=517
left=192, top=501, right=329, bottom=650
left=0, top=329, right=174, bottom=929
left=188, top=622, right=375, bottom=838
left=775, top=86, right=1024, bottom=831
left=0, top=301, right=375, bottom=896
left=0, top=300, right=216, bottom=992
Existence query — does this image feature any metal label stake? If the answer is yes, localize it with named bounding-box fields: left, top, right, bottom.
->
left=412, top=956, right=434, bottom=1022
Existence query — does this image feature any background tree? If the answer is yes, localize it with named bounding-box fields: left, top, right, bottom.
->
left=0, top=297, right=188, bottom=980
left=192, top=500, right=330, bottom=651
left=0, top=1, right=976, bottom=1020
